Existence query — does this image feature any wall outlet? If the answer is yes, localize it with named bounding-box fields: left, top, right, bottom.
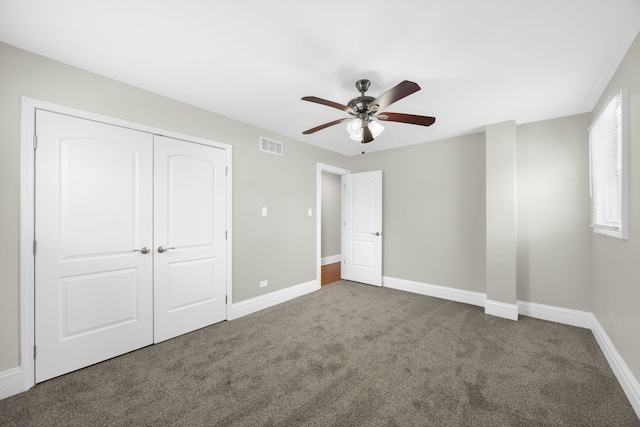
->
left=260, top=280, right=268, bottom=288
left=261, top=207, right=268, bottom=217
left=308, top=208, right=313, bottom=216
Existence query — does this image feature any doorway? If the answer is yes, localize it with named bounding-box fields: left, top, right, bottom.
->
left=316, top=164, right=384, bottom=288
left=321, top=171, right=342, bottom=286
left=341, top=170, right=383, bottom=286
left=316, top=163, right=349, bottom=287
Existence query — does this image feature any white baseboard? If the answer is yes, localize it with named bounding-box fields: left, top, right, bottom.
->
left=518, top=301, right=593, bottom=329
left=0, top=367, right=24, bottom=400
left=591, top=314, right=640, bottom=418
left=321, top=255, right=341, bottom=266
left=229, top=280, right=319, bottom=320
left=382, top=276, right=486, bottom=307
left=485, top=299, right=519, bottom=321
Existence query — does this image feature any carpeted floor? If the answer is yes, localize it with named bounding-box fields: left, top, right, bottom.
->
left=1, top=281, right=638, bottom=426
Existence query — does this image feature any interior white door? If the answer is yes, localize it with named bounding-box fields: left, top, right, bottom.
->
left=153, top=135, right=227, bottom=343
left=342, top=171, right=383, bottom=286
left=35, top=110, right=154, bottom=382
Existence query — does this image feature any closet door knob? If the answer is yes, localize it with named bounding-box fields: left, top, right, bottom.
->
left=132, top=247, right=150, bottom=254
left=157, top=246, right=175, bottom=253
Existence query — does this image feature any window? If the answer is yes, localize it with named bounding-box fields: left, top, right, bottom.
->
left=588, top=88, right=627, bottom=239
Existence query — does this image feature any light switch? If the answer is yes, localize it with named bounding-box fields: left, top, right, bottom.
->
left=262, top=207, right=267, bottom=217
left=308, top=208, right=313, bottom=217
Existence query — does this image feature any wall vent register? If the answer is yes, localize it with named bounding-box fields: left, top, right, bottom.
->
left=260, top=137, right=283, bottom=156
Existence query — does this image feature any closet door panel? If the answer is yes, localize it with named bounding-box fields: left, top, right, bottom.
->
left=35, top=110, right=154, bottom=383
left=153, top=135, right=227, bottom=343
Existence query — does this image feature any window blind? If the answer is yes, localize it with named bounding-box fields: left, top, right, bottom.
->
left=588, top=89, right=627, bottom=238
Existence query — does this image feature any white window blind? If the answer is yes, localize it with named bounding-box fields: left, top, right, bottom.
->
left=588, top=88, right=627, bottom=239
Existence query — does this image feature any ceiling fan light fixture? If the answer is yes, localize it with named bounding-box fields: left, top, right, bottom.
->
left=346, top=118, right=362, bottom=135
left=369, top=120, right=384, bottom=138
left=347, top=118, right=384, bottom=141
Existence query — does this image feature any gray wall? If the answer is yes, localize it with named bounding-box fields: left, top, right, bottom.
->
left=590, top=31, right=640, bottom=381
left=486, top=121, right=517, bottom=306
left=0, top=42, right=348, bottom=371
left=321, top=172, right=341, bottom=259
left=516, top=114, right=592, bottom=311
left=350, top=133, right=487, bottom=293
left=346, top=115, right=594, bottom=315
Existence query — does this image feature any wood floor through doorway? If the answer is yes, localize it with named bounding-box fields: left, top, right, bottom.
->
left=321, top=262, right=341, bottom=286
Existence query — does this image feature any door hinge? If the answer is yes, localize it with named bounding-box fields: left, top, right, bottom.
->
left=33, top=240, right=37, bottom=255
left=33, top=134, right=38, bottom=149
left=33, top=345, right=37, bottom=359
left=225, top=166, right=228, bottom=176
left=225, top=295, right=228, bottom=304
left=225, top=230, right=227, bottom=240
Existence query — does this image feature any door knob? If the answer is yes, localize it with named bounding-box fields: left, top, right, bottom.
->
left=371, top=232, right=381, bottom=236
left=157, top=246, right=175, bottom=253
left=132, top=247, right=150, bottom=254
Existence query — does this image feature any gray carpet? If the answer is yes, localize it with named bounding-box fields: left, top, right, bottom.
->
left=1, top=281, right=638, bottom=426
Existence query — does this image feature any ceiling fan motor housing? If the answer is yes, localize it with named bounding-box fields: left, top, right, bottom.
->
left=348, top=79, right=375, bottom=113
left=348, top=96, right=375, bottom=114
left=355, top=79, right=371, bottom=94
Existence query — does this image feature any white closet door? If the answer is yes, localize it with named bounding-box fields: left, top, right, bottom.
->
left=153, top=135, right=227, bottom=343
left=35, top=110, right=154, bottom=382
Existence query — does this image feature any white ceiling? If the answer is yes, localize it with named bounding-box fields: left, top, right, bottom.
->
left=1, top=1, right=639, bottom=156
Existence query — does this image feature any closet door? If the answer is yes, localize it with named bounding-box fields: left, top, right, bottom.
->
left=35, top=110, right=154, bottom=382
left=153, top=135, right=227, bottom=343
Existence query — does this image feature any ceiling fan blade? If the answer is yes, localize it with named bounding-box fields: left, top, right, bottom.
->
left=368, top=80, right=421, bottom=112
left=302, top=118, right=351, bottom=134
left=377, top=112, right=436, bottom=127
left=362, top=124, right=374, bottom=143
left=301, top=96, right=354, bottom=113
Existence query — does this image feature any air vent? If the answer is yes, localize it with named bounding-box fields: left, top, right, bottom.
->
left=260, top=137, right=283, bottom=156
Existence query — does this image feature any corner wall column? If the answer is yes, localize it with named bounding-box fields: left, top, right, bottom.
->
left=485, top=121, right=518, bottom=320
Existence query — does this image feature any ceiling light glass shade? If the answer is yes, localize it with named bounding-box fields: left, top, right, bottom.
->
left=346, top=118, right=363, bottom=135
left=349, top=132, right=362, bottom=141
left=369, top=120, right=384, bottom=138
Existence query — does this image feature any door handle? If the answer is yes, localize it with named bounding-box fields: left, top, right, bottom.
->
left=371, top=232, right=381, bottom=236
left=157, top=246, right=175, bottom=253
left=132, top=247, right=150, bottom=254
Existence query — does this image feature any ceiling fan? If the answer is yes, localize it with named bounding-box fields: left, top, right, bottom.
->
left=301, top=79, right=436, bottom=144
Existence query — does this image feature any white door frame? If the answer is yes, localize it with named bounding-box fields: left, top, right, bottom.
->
left=19, top=97, right=233, bottom=391
left=315, top=163, right=350, bottom=287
